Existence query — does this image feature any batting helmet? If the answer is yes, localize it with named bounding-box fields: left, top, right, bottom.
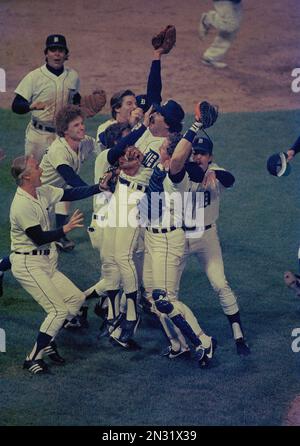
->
left=267, top=152, right=291, bottom=177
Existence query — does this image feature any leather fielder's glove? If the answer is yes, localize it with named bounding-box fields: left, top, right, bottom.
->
left=195, top=101, right=219, bottom=129
left=80, top=89, right=107, bottom=118
left=99, top=166, right=120, bottom=193
left=151, top=25, right=176, bottom=54
left=119, top=146, right=144, bottom=177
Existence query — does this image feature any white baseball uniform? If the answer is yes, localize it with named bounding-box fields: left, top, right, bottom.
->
left=40, top=135, right=98, bottom=216
left=142, top=168, right=211, bottom=351
left=10, top=185, right=85, bottom=338
left=113, top=128, right=166, bottom=294
left=202, top=0, right=243, bottom=63
left=15, top=64, right=80, bottom=161
left=176, top=162, right=239, bottom=316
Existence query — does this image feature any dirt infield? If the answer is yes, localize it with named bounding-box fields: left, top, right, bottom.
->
left=0, top=0, right=300, bottom=113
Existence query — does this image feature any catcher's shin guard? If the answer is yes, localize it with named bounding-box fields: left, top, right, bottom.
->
left=152, top=289, right=201, bottom=347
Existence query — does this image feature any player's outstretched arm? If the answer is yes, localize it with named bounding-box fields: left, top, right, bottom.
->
left=170, top=121, right=203, bottom=175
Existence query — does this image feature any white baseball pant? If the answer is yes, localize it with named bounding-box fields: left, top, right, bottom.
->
left=11, top=253, right=85, bottom=337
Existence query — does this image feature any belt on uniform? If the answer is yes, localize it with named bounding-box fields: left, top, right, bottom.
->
left=93, top=213, right=105, bottom=221
left=14, top=249, right=50, bottom=255
left=32, top=119, right=56, bottom=133
left=119, top=177, right=147, bottom=193
left=146, top=226, right=178, bottom=234
left=182, top=224, right=212, bottom=232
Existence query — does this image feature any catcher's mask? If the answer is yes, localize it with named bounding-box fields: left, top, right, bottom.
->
left=154, top=100, right=185, bottom=132
left=44, top=34, right=69, bottom=54
left=267, top=152, right=291, bottom=177
left=192, top=136, right=213, bottom=156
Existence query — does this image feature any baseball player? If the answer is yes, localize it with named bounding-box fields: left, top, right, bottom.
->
left=105, top=98, right=185, bottom=345
left=96, top=45, right=165, bottom=145
left=282, top=137, right=300, bottom=292
left=9, top=155, right=103, bottom=374
left=198, top=0, right=243, bottom=68
left=40, top=105, right=99, bottom=254
left=138, top=130, right=217, bottom=366
left=169, top=131, right=250, bottom=356
left=84, top=123, right=132, bottom=323
left=12, top=34, right=80, bottom=162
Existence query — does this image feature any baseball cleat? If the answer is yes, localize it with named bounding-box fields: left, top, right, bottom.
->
left=201, top=58, right=228, bottom=69
left=119, top=315, right=141, bottom=343
left=0, top=271, right=3, bottom=297
left=43, top=342, right=65, bottom=365
left=161, top=345, right=190, bottom=359
left=55, top=236, right=75, bottom=252
left=63, top=316, right=82, bottom=329
left=109, top=335, right=141, bottom=351
left=236, top=338, right=251, bottom=356
left=284, top=271, right=300, bottom=296
left=78, top=306, right=89, bottom=328
left=23, top=359, right=48, bottom=375
left=98, top=314, right=125, bottom=338
left=198, top=13, right=210, bottom=40
left=198, top=337, right=217, bottom=368
left=94, top=301, right=108, bottom=319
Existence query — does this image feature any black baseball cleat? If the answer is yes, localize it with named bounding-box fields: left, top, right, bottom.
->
left=161, top=345, right=190, bottom=359
left=119, top=316, right=141, bottom=343
left=56, top=236, right=75, bottom=252
left=43, top=342, right=65, bottom=365
left=198, top=338, right=217, bottom=368
left=23, top=359, right=48, bottom=375
left=236, top=338, right=251, bottom=356
left=63, top=316, right=82, bottom=329
left=78, top=306, right=89, bottom=328
left=94, top=301, right=108, bottom=319
left=110, top=335, right=141, bottom=350
left=0, top=271, right=3, bottom=297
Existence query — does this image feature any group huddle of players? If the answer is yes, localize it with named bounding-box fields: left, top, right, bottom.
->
left=1, top=33, right=251, bottom=375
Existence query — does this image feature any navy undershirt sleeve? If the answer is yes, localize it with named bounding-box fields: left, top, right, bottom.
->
left=57, top=164, right=88, bottom=187
left=25, top=225, right=65, bottom=246
left=61, top=184, right=100, bottom=201
left=214, top=170, right=235, bottom=187
left=12, top=94, right=31, bottom=114
left=147, top=60, right=162, bottom=106
left=107, top=124, right=147, bottom=165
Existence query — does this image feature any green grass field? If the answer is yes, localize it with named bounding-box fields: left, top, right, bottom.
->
left=1, top=108, right=300, bottom=426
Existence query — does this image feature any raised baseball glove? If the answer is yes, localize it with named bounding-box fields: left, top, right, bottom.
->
left=80, top=89, right=107, bottom=118
left=195, top=101, right=219, bottom=129
left=151, top=25, right=176, bottom=54
left=119, top=146, right=144, bottom=177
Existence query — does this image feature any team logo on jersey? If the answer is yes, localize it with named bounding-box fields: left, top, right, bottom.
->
left=142, top=150, right=159, bottom=169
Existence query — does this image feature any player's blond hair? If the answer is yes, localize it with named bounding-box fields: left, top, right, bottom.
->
left=55, top=105, right=83, bottom=137
left=11, top=155, right=31, bottom=185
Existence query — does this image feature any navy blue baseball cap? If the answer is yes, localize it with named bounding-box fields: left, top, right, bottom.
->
left=45, top=34, right=69, bottom=53
left=267, top=152, right=291, bottom=177
left=192, top=136, right=213, bottom=155
left=155, top=99, right=185, bottom=132
left=136, top=95, right=150, bottom=113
